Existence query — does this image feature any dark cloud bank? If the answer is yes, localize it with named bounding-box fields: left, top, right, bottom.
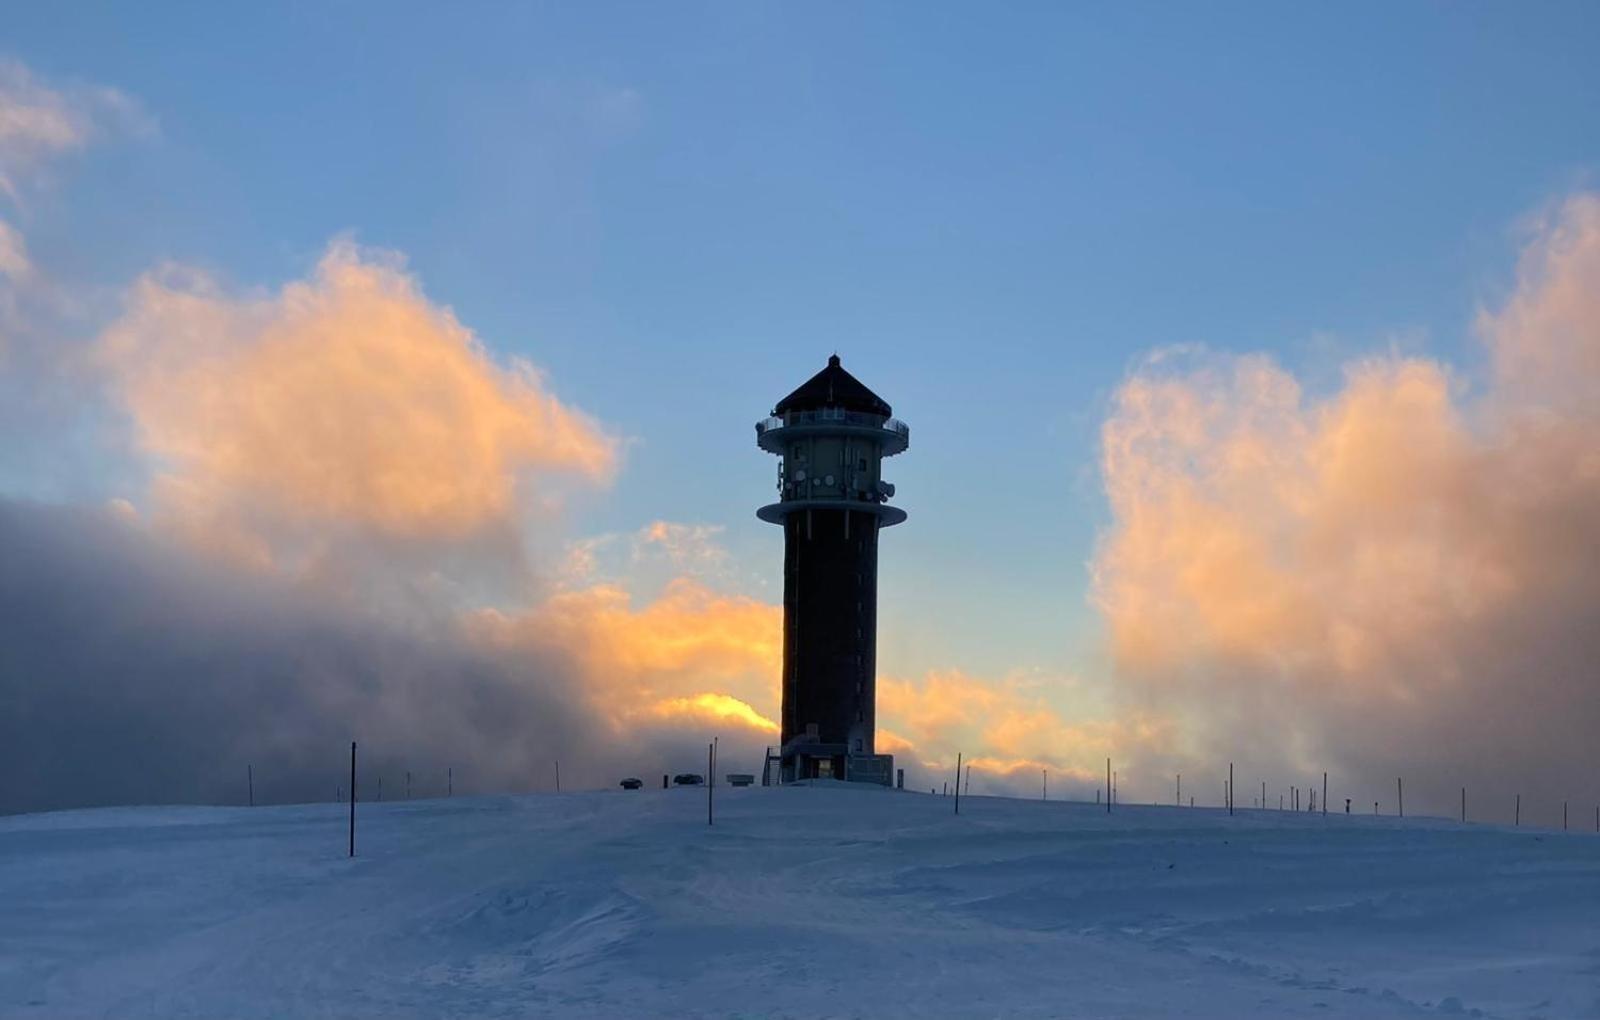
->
left=0, top=500, right=748, bottom=815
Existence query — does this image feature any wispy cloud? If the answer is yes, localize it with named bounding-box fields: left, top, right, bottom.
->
left=0, top=57, right=149, bottom=202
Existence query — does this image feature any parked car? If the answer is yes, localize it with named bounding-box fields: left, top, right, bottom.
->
left=672, top=773, right=705, bottom=786
left=619, top=777, right=643, bottom=790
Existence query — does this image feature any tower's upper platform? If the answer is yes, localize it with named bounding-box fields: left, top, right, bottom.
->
left=773, top=354, right=892, bottom=417
left=756, top=354, right=909, bottom=459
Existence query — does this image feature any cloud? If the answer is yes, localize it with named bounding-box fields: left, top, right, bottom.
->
left=0, top=500, right=794, bottom=814
left=471, top=576, right=782, bottom=734
left=0, top=57, right=148, bottom=206
left=0, top=218, right=28, bottom=280
left=878, top=669, right=1167, bottom=795
left=635, top=521, right=730, bottom=576
left=0, top=498, right=593, bottom=814
left=1093, top=193, right=1600, bottom=823
left=97, top=240, right=618, bottom=576
left=0, top=59, right=146, bottom=359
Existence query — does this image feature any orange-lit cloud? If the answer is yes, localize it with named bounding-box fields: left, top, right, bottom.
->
left=648, top=693, right=779, bottom=734
left=877, top=669, right=1165, bottom=789
left=1093, top=193, right=1600, bottom=818
left=98, top=240, right=617, bottom=569
left=471, top=575, right=783, bottom=734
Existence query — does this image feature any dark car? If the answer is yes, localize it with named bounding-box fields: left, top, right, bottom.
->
left=672, top=773, right=705, bottom=786
left=619, top=777, right=643, bottom=790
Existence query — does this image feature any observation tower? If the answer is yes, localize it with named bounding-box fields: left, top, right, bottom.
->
left=755, top=355, right=909, bottom=785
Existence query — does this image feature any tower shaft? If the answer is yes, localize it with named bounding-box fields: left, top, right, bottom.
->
left=781, top=508, right=879, bottom=776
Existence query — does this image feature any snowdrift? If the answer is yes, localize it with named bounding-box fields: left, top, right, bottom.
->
left=2, top=783, right=1596, bottom=1018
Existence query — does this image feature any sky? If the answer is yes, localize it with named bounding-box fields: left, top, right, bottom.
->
left=2, top=4, right=1599, bottom=820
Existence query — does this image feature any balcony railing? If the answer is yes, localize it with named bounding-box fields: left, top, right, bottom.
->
left=756, top=410, right=910, bottom=439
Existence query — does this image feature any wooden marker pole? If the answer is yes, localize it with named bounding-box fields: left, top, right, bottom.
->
left=448, top=767, right=453, bottom=797
left=1228, top=763, right=1234, bottom=817
left=707, top=743, right=714, bottom=826
left=248, top=764, right=254, bottom=807
left=1176, top=773, right=1181, bottom=806
left=1322, top=772, right=1328, bottom=817
left=1042, top=769, right=1047, bottom=801
left=1105, top=758, right=1111, bottom=814
left=1516, top=793, right=1521, bottom=826
left=348, top=742, right=357, bottom=858
left=1397, top=777, right=1403, bottom=818
left=1461, top=787, right=1466, bottom=823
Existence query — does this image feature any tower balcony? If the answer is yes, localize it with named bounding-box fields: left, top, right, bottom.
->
left=755, top=410, right=910, bottom=457
left=757, top=498, right=907, bottom=527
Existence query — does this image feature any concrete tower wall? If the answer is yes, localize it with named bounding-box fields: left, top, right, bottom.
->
left=781, top=507, right=879, bottom=775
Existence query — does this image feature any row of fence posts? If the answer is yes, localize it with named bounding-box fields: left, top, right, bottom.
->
left=945, top=753, right=1596, bottom=835
left=257, top=743, right=1599, bottom=856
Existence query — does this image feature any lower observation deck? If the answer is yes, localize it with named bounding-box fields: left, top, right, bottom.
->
left=756, top=499, right=907, bottom=526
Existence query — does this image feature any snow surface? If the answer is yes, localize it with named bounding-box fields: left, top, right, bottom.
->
left=2, top=783, right=1598, bottom=1019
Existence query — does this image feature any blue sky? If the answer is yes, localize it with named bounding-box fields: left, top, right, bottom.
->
left=6, top=3, right=1599, bottom=706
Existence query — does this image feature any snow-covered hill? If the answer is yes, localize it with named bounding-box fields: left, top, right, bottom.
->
left=2, top=782, right=1596, bottom=1018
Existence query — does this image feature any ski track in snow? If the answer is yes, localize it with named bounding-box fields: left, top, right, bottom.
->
left=2, top=784, right=1598, bottom=1019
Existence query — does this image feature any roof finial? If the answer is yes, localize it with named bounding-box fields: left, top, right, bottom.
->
left=828, top=352, right=841, bottom=368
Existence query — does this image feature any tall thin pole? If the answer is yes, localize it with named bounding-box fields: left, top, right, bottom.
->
left=707, top=742, right=714, bottom=826
left=448, top=767, right=453, bottom=797
left=1461, top=787, right=1466, bottom=823
left=1042, top=769, right=1047, bottom=801
left=554, top=760, right=561, bottom=794
left=1176, top=773, right=1181, bottom=806
left=1397, top=777, right=1403, bottom=818
left=377, top=776, right=382, bottom=802
left=1105, top=758, right=1111, bottom=813
left=954, top=752, right=963, bottom=815
left=1322, top=772, right=1327, bottom=817
left=406, top=770, right=411, bottom=800
left=348, top=742, right=357, bottom=858
left=248, top=764, right=254, bottom=808
left=1228, top=763, right=1234, bottom=816
left=1516, top=793, right=1521, bottom=826
left=1261, top=781, right=1265, bottom=812
left=1564, top=800, right=1568, bottom=831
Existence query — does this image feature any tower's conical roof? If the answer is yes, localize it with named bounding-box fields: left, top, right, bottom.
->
left=772, top=355, right=892, bottom=417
